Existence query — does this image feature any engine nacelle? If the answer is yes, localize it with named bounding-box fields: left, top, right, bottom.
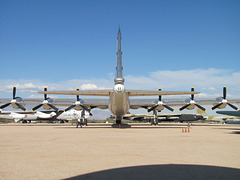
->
left=184, top=97, right=191, bottom=103
left=212, top=103, right=227, bottom=109
left=186, top=104, right=195, bottom=110
left=45, top=98, right=53, bottom=103
left=215, top=97, right=223, bottom=102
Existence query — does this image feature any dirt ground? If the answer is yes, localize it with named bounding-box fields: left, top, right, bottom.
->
left=0, top=123, right=240, bottom=180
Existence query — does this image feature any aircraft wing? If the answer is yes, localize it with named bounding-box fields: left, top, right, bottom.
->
left=0, top=110, right=36, bottom=115
left=0, top=98, right=12, bottom=104
left=126, top=90, right=200, bottom=96
left=26, top=98, right=109, bottom=109
left=216, top=111, right=240, bottom=117
left=38, top=90, right=112, bottom=96
left=0, top=98, right=109, bottom=110
left=38, top=89, right=199, bottom=96
left=129, top=98, right=240, bottom=110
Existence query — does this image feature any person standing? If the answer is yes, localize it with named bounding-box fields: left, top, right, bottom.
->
left=76, top=118, right=82, bottom=128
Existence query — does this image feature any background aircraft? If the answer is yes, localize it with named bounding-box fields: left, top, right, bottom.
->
left=216, top=110, right=240, bottom=117
left=196, top=109, right=240, bottom=124
left=216, top=110, right=240, bottom=124
left=114, top=113, right=205, bottom=123
left=0, top=109, right=91, bottom=124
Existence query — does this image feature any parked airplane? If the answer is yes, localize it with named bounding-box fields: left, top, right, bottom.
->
left=216, top=110, right=240, bottom=124
left=113, top=113, right=205, bottom=123
left=1, top=27, right=240, bottom=127
left=196, top=109, right=239, bottom=124
left=0, top=109, right=91, bottom=123
left=216, top=110, right=240, bottom=117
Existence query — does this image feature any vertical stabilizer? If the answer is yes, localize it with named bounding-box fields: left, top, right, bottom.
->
left=114, top=26, right=125, bottom=84
left=196, top=109, right=208, bottom=119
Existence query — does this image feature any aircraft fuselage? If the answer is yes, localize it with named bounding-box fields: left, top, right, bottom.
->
left=109, top=84, right=130, bottom=121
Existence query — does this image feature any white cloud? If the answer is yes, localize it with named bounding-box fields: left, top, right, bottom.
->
left=124, top=68, right=240, bottom=97
left=202, top=87, right=216, bottom=91
left=147, top=68, right=240, bottom=90
left=80, top=84, right=98, bottom=90
left=0, top=68, right=239, bottom=99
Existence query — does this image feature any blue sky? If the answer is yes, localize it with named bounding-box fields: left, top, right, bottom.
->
left=0, top=0, right=240, bottom=114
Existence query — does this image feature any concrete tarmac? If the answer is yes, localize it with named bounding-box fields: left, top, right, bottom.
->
left=0, top=123, right=240, bottom=180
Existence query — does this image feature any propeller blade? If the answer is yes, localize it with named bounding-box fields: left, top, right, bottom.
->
left=32, top=104, right=43, bottom=111
left=80, top=105, right=92, bottom=113
left=147, top=105, right=158, bottom=113
left=158, top=88, right=162, bottom=101
left=191, top=87, right=194, bottom=100
left=13, top=86, right=16, bottom=99
left=76, top=88, right=80, bottom=101
left=0, top=103, right=11, bottom=109
left=163, top=105, right=175, bottom=112
left=211, top=103, right=223, bottom=110
left=48, top=104, right=59, bottom=111
left=227, top=103, right=239, bottom=111
left=179, top=104, right=190, bottom=111
left=195, top=104, right=206, bottom=112
left=15, top=103, right=27, bottom=111
left=44, top=87, right=47, bottom=100
left=223, top=86, right=226, bottom=99
left=65, top=105, right=76, bottom=111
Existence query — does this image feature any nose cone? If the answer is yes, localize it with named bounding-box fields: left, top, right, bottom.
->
left=114, top=84, right=124, bottom=93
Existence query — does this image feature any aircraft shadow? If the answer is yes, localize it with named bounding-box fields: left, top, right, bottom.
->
left=231, top=131, right=240, bottom=135
left=213, top=127, right=240, bottom=135
left=54, top=124, right=185, bottom=129
left=55, top=123, right=224, bottom=129
left=64, top=164, right=240, bottom=180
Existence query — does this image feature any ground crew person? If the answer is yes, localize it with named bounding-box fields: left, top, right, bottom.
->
left=76, top=118, right=82, bottom=128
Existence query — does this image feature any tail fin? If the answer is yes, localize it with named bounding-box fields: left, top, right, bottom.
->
left=197, top=109, right=215, bottom=121
left=114, top=26, right=124, bottom=84
left=196, top=109, right=208, bottom=118
left=14, top=119, right=20, bottom=123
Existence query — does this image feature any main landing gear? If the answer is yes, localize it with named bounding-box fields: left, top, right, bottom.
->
left=116, top=118, right=122, bottom=128
left=112, top=117, right=131, bottom=128
left=151, top=109, right=159, bottom=126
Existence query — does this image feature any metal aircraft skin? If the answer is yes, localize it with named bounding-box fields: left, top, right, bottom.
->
left=0, top=109, right=91, bottom=123
left=114, top=113, right=205, bottom=122
left=216, top=111, right=240, bottom=117
left=1, top=27, right=240, bottom=125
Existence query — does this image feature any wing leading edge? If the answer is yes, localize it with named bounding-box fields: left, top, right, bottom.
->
left=126, top=90, right=200, bottom=96
left=38, top=90, right=112, bottom=96
left=38, top=89, right=199, bottom=96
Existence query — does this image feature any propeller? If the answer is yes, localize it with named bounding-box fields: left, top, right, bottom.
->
left=211, top=86, right=239, bottom=111
left=65, top=88, right=92, bottom=114
left=0, top=86, right=26, bottom=111
left=31, top=87, right=59, bottom=111
left=147, top=88, right=175, bottom=113
left=179, top=87, right=206, bottom=112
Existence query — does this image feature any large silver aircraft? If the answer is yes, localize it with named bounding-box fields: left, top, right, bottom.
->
left=1, top=27, right=240, bottom=126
